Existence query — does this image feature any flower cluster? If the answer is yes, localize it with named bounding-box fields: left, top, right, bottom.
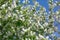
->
left=0, top=0, right=60, bottom=40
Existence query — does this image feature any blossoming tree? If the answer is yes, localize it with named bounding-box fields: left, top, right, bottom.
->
left=0, top=0, right=60, bottom=40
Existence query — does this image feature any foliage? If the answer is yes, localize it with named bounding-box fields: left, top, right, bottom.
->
left=0, top=0, right=60, bottom=40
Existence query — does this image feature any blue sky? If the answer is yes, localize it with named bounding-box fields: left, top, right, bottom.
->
left=37, top=0, right=60, bottom=37
left=36, top=0, right=60, bottom=37
left=20, top=0, right=60, bottom=37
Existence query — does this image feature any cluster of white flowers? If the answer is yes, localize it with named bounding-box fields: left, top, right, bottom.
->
left=0, top=0, right=60, bottom=40
left=22, top=0, right=30, bottom=4
left=54, top=10, right=60, bottom=23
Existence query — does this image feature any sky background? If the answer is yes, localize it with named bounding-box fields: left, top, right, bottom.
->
left=36, top=0, right=60, bottom=37
left=20, top=0, right=60, bottom=38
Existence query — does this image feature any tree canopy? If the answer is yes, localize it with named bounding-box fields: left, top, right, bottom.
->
left=0, top=0, right=60, bottom=40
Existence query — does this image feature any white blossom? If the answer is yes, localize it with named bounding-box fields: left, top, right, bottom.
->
left=43, top=22, right=48, bottom=27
